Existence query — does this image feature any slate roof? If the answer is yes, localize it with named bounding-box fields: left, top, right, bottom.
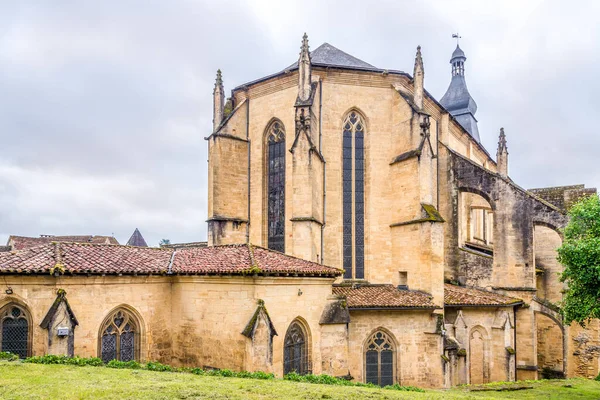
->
left=0, top=243, right=342, bottom=277
left=440, top=44, right=480, bottom=142
left=332, top=284, right=439, bottom=309
left=444, top=284, right=522, bottom=307
left=287, top=42, right=376, bottom=70
left=235, top=42, right=407, bottom=92
left=126, top=229, right=148, bottom=247
left=8, top=235, right=119, bottom=250
left=451, top=45, right=466, bottom=60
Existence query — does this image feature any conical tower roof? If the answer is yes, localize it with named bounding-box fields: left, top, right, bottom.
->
left=440, top=44, right=480, bottom=142
left=126, top=228, right=148, bottom=247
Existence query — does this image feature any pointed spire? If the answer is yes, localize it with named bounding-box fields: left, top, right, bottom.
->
left=413, top=45, right=424, bottom=110
left=298, top=33, right=312, bottom=102
left=213, top=69, right=225, bottom=132
left=497, top=128, right=509, bottom=177
left=126, top=228, right=148, bottom=247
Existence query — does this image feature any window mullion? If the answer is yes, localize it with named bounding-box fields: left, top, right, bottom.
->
left=351, top=128, right=356, bottom=279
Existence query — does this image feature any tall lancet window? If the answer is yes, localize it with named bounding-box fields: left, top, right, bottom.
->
left=267, top=121, right=286, bottom=253
left=342, top=111, right=365, bottom=279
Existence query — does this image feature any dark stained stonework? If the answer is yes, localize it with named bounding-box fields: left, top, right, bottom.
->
left=528, top=185, right=597, bottom=212
left=319, top=298, right=351, bottom=325
left=444, top=147, right=568, bottom=287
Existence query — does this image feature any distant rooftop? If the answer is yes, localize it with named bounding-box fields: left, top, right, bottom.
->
left=126, top=228, right=148, bottom=247
left=5, top=234, right=118, bottom=251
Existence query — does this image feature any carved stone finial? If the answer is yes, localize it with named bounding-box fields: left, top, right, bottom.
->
left=298, top=33, right=312, bottom=102
left=213, top=69, right=225, bottom=132
left=413, top=46, right=424, bottom=110
left=498, top=127, right=508, bottom=153
left=497, top=127, right=509, bottom=177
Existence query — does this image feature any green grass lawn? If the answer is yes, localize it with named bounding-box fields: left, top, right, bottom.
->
left=0, top=361, right=599, bottom=399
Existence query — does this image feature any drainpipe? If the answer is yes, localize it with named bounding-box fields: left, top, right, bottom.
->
left=319, top=82, right=326, bottom=264
left=513, top=304, right=518, bottom=381
left=246, top=97, right=251, bottom=243
left=436, top=121, right=440, bottom=210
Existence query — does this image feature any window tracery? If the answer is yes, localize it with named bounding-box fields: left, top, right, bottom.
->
left=267, top=121, right=286, bottom=253
left=342, top=111, right=365, bottom=279
left=100, top=308, right=139, bottom=363
left=283, top=321, right=309, bottom=375
left=365, top=330, right=395, bottom=386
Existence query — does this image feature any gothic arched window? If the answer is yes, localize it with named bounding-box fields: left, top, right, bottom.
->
left=342, top=111, right=365, bottom=279
left=0, top=304, right=31, bottom=358
left=267, top=121, right=286, bottom=253
left=99, top=308, right=140, bottom=363
left=365, top=330, right=395, bottom=386
left=283, top=320, right=309, bottom=375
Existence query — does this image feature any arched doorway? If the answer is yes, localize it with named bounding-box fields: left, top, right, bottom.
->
left=535, top=312, right=564, bottom=376
left=469, top=327, right=489, bottom=384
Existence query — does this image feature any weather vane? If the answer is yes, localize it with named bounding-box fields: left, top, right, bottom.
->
left=452, top=33, right=461, bottom=45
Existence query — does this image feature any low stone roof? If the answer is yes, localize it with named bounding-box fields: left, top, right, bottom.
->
left=332, top=284, right=439, bottom=310
left=444, top=284, right=522, bottom=307
left=8, top=235, right=119, bottom=250
left=0, top=242, right=342, bottom=278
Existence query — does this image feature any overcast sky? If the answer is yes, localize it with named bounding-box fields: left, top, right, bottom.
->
left=1, top=0, right=599, bottom=247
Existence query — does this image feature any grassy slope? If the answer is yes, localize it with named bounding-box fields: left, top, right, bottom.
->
left=0, top=362, right=599, bottom=399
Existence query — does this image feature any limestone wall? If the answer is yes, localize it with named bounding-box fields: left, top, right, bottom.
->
left=0, top=275, right=173, bottom=362
left=170, top=275, right=334, bottom=375
left=346, top=310, right=443, bottom=388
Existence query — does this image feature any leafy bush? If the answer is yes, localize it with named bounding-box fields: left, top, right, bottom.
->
left=107, top=360, right=142, bottom=369
left=145, top=361, right=173, bottom=372
left=383, top=384, right=425, bottom=392
left=283, top=372, right=423, bottom=392
left=25, top=355, right=103, bottom=366
left=0, top=352, right=19, bottom=361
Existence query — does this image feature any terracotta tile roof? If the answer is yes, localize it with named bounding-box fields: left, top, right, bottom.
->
left=0, top=243, right=342, bottom=277
left=171, top=244, right=342, bottom=276
left=332, top=284, right=439, bottom=309
left=444, top=284, right=522, bottom=307
left=8, top=235, right=119, bottom=250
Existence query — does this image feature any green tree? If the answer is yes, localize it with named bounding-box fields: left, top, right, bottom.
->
left=558, top=195, right=600, bottom=325
left=159, top=239, right=171, bottom=247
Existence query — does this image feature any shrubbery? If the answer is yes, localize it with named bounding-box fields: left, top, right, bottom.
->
left=24, top=355, right=102, bottom=366
left=0, top=352, right=18, bottom=361
left=15, top=354, right=423, bottom=392
left=283, top=372, right=425, bottom=392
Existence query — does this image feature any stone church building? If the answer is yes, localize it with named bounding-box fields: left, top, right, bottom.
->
left=0, top=34, right=598, bottom=388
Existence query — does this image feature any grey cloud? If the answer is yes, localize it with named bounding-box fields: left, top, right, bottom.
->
left=1, top=0, right=599, bottom=246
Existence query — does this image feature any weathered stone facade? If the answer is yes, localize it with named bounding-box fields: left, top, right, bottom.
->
left=1, top=34, right=598, bottom=389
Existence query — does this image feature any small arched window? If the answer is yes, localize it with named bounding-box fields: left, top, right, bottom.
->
left=365, top=330, right=395, bottom=386
left=0, top=304, right=31, bottom=358
left=267, top=121, right=286, bottom=253
left=283, top=320, right=309, bottom=375
left=342, top=111, right=365, bottom=279
left=99, top=308, right=140, bottom=363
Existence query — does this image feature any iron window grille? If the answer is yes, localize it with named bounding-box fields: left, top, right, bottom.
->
left=100, top=309, right=139, bottom=363
left=0, top=305, right=30, bottom=358
left=283, top=321, right=310, bottom=375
